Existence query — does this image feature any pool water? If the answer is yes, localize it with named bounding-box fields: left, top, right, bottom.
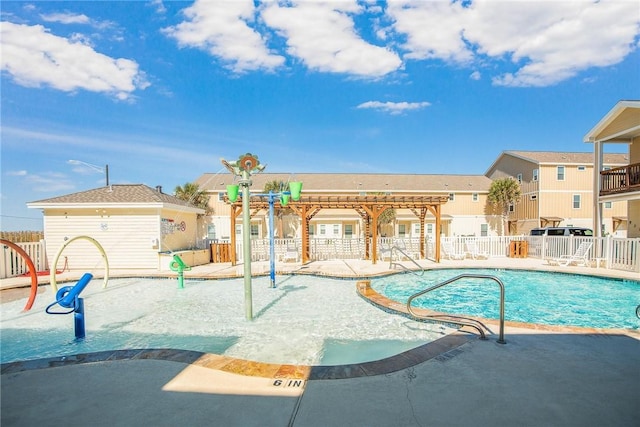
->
left=371, top=269, right=640, bottom=329
left=0, top=275, right=450, bottom=365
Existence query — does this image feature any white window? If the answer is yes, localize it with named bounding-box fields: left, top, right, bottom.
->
left=413, top=223, right=420, bottom=235
left=207, top=224, right=216, bottom=240
left=398, top=224, right=406, bottom=237
left=604, top=201, right=612, bottom=209
left=344, top=224, right=353, bottom=238
left=319, top=224, right=326, bottom=235
left=557, top=166, right=565, bottom=181
left=508, top=203, right=515, bottom=213
left=309, top=224, right=315, bottom=235
left=427, top=224, right=433, bottom=234
left=218, top=192, right=225, bottom=201
left=333, top=224, right=339, bottom=235
left=532, top=169, right=539, bottom=181
left=250, top=224, right=259, bottom=238
left=573, top=194, right=581, bottom=209
left=448, top=193, right=455, bottom=201
left=480, top=224, right=488, bottom=237
left=577, top=165, right=586, bottom=171
left=516, top=173, right=522, bottom=183
left=472, top=193, right=479, bottom=202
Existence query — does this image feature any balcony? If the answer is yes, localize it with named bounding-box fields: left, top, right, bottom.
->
left=600, top=163, right=640, bottom=196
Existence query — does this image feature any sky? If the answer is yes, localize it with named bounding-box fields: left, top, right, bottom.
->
left=1, top=0, right=639, bottom=231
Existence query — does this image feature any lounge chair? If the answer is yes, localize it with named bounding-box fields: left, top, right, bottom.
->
left=283, top=243, right=299, bottom=262
left=441, top=241, right=466, bottom=260
left=378, top=242, right=393, bottom=261
left=546, top=242, right=593, bottom=267
left=465, top=240, right=489, bottom=260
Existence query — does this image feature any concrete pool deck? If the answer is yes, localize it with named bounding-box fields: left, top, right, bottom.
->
left=2, top=258, right=639, bottom=426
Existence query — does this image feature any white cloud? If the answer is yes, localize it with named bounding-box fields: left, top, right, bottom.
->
left=476, top=0, right=640, bottom=87
left=261, top=1, right=402, bottom=77
left=150, top=0, right=167, bottom=15
left=163, top=0, right=285, bottom=73
left=357, top=100, right=430, bottom=115
left=0, top=21, right=149, bottom=100
left=161, top=0, right=639, bottom=85
left=6, top=170, right=28, bottom=176
left=387, top=0, right=473, bottom=63
left=387, top=0, right=640, bottom=87
left=470, top=70, right=481, bottom=80
left=40, top=12, right=90, bottom=24
left=25, top=172, right=77, bottom=193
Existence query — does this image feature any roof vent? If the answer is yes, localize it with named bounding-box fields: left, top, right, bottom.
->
left=156, top=185, right=162, bottom=193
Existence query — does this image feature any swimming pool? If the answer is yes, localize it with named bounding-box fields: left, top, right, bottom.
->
left=371, top=269, right=640, bottom=329
left=0, top=275, right=451, bottom=365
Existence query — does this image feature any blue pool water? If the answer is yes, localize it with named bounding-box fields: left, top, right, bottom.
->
left=371, top=269, right=640, bottom=329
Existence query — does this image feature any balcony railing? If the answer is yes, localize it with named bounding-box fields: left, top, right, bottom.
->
left=600, top=162, right=640, bottom=196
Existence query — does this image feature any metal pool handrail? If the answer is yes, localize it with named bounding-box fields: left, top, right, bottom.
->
left=389, top=245, right=425, bottom=276
left=406, top=273, right=506, bottom=344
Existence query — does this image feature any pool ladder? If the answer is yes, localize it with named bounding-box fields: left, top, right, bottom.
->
left=388, top=245, right=425, bottom=277
left=407, top=274, right=506, bottom=344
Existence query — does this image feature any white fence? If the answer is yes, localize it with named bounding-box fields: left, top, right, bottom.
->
left=1, top=240, right=49, bottom=279
left=2, top=236, right=638, bottom=279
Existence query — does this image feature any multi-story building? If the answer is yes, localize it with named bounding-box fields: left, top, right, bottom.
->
left=485, top=151, right=629, bottom=236
left=195, top=172, right=497, bottom=242
left=584, top=100, right=640, bottom=238
left=198, top=150, right=631, bottom=241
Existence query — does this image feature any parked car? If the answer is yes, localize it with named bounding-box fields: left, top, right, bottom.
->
left=530, top=227, right=593, bottom=236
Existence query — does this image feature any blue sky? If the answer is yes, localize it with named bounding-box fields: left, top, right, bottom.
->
left=1, top=0, right=639, bottom=231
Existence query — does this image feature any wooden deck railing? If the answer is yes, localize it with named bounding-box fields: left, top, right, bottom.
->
left=600, top=162, right=640, bottom=195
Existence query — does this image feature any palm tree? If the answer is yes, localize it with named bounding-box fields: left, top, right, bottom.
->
left=263, top=180, right=292, bottom=238
left=377, top=207, right=396, bottom=236
left=173, top=182, right=212, bottom=215
left=488, top=177, right=522, bottom=235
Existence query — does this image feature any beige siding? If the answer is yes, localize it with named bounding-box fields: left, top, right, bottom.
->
left=631, top=137, right=640, bottom=163
left=441, top=193, right=487, bottom=216
left=160, top=208, right=200, bottom=253
left=540, top=164, right=592, bottom=191
left=42, top=207, right=201, bottom=271
left=629, top=200, right=640, bottom=238
left=486, top=156, right=537, bottom=182
left=43, top=211, right=158, bottom=271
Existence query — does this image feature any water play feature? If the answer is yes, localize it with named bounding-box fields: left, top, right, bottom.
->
left=169, top=255, right=191, bottom=289
left=0, top=239, right=38, bottom=311
left=45, top=273, right=94, bottom=339
left=50, top=235, right=109, bottom=292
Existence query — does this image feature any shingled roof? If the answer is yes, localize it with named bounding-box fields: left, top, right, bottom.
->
left=504, top=151, right=628, bottom=165
left=195, top=173, right=493, bottom=193
left=27, top=184, right=203, bottom=212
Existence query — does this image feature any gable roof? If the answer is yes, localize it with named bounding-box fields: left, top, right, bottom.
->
left=195, top=173, right=493, bottom=194
left=584, top=100, right=640, bottom=143
left=27, top=184, right=204, bottom=213
left=484, top=150, right=629, bottom=175
left=504, top=150, right=629, bottom=165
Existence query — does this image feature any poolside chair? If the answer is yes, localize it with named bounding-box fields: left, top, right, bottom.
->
left=546, top=242, right=593, bottom=267
left=441, top=241, right=466, bottom=260
left=465, top=240, right=489, bottom=260
left=378, top=242, right=393, bottom=261
left=283, top=242, right=300, bottom=262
